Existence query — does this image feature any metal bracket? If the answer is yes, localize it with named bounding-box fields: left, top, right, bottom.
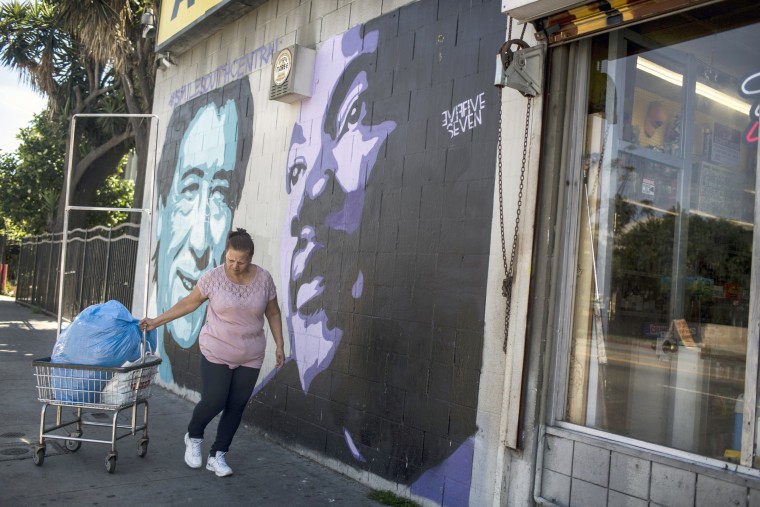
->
left=495, top=41, right=545, bottom=97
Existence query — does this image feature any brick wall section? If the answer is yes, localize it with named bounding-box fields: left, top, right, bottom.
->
left=541, top=430, right=760, bottom=507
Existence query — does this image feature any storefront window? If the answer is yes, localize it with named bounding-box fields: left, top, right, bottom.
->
left=567, top=1, right=760, bottom=464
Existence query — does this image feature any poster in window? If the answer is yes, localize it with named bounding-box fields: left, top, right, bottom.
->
left=711, top=122, right=741, bottom=167
left=696, top=161, right=742, bottom=220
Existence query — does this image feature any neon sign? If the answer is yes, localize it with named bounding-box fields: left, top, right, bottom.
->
left=741, top=72, right=760, bottom=143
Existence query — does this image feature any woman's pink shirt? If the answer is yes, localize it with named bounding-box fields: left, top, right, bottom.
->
left=196, top=264, right=276, bottom=368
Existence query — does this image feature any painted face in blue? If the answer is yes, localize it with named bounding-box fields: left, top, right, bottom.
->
left=282, top=27, right=397, bottom=391
left=156, top=101, right=239, bottom=347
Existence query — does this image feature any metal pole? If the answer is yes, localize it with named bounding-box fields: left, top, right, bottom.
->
left=140, top=116, right=159, bottom=359
left=15, top=238, right=23, bottom=298
left=739, top=133, right=760, bottom=467
left=32, top=236, right=39, bottom=306
left=77, top=228, right=88, bottom=313
left=143, top=117, right=159, bottom=317
left=52, top=234, right=61, bottom=316
left=55, top=117, right=78, bottom=339
left=45, top=234, right=55, bottom=313
left=102, top=226, right=112, bottom=302
left=53, top=113, right=160, bottom=345
left=0, top=234, right=5, bottom=294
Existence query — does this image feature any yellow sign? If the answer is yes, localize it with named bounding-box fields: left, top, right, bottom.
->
left=157, top=0, right=226, bottom=46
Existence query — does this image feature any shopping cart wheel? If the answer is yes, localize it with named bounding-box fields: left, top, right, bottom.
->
left=105, top=452, right=117, bottom=473
left=137, top=437, right=149, bottom=457
left=33, top=444, right=45, bottom=466
left=65, top=432, right=82, bottom=452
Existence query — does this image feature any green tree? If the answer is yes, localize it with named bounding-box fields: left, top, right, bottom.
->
left=612, top=210, right=752, bottom=325
left=0, top=0, right=156, bottom=231
left=52, top=0, right=157, bottom=221
left=89, top=156, right=135, bottom=228
left=0, top=112, right=65, bottom=235
left=0, top=110, right=134, bottom=237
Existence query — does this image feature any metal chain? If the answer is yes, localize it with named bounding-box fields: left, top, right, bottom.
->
left=497, top=15, right=533, bottom=353
left=500, top=98, right=532, bottom=353
left=498, top=91, right=507, bottom=288
left=498, top=17, right=512, bottom=306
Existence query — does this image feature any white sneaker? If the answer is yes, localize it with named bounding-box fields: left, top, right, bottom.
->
left=184, top=433, right=202, bottom=469
left=206, top=451, right=233, bottom=477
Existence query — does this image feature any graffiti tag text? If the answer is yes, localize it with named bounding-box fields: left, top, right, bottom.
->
left=168, top=40, right=277, bottom=108
left=442, top=92, right=485, bottom=138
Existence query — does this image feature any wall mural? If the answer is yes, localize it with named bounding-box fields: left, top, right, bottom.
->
left=150, top=0, right=502, bottom=504
left=249, top=1, right=502, bottom=505
left=153, top=78, right=253, bottom=387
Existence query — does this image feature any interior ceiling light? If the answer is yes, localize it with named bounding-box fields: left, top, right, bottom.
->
left=636, top=57, right=750, bottom=115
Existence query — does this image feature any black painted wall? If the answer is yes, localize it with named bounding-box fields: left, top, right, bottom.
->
left=248, top=0, right=503, bottom=496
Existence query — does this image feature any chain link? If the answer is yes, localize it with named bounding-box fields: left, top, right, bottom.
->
left=498, top=92, right=507, bottom=285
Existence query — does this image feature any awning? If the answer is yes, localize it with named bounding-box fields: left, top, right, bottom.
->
left=529, top=0, right=715, bottom=45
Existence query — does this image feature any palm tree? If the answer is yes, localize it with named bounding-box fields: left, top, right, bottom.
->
left=53, top=0, right=156, bottom=213
left=0, top=0, right=156, bottom=230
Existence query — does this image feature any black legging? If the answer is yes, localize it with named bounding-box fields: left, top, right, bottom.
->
left=187, top=355, right=260, bottom=455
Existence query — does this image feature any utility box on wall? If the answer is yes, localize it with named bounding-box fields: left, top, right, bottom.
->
left=269, top=45, right=316, bottom=103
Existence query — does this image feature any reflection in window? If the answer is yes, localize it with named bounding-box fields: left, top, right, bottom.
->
left=567, top=8, right=759, bottom=465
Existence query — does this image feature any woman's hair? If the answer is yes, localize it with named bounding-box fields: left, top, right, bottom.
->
left=226, top=228, right=254, bottom=257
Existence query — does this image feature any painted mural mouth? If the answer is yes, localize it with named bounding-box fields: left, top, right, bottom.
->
left=294, top=276, right=325, bottom=310
left=177, top=270, right=196, bottom=291
left=290, top=228, right=324, bottom=316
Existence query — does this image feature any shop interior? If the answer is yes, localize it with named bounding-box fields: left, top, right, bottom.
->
left=567, top=4, right=760, bottom=464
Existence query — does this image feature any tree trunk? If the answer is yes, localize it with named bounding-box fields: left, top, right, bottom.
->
left=53, top=129, right=132, bottom=232
left=130, top=120, right=150, bottom=218
left=120, top=70, right=153, bottom=217
left=65, top=141, right=130, bottom=230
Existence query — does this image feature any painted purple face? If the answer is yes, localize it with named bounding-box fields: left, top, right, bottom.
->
left=282, top=27, right=396, bottom=391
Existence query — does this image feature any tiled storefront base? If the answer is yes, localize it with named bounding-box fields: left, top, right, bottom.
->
left=538, top=427, right=760, bottom=507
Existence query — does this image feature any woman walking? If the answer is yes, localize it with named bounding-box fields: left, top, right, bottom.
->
left=140, top=228, right=285, bottom=476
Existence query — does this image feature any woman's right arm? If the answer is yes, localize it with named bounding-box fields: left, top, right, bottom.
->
left=139, top=285, right=207, bottom=331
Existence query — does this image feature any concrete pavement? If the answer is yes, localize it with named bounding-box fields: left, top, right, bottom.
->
left=0, top=295, right=379, bottom=506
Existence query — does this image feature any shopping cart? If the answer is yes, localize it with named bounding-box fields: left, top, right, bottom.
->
left=31, top=113, right=160, bottom=473
left=32, top=354, right=161, bottom=472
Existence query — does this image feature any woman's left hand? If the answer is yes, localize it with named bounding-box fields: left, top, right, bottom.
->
left=265, top=297, right=286, bottom=369
left=275, top=346, right=285, bottom=369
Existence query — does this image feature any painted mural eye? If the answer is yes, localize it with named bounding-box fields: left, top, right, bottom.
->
left=346, top=101, right=361, bottom=127
left=211, top=183, right=232, bottom=206
left=181, top=182, right=199, bottom=198
left=288, top=156, right=307, bottom=190
left=337, top=93, right=364, bottom=140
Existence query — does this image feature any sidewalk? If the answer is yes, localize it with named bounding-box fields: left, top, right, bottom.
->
left=0, top=295, right=378, bottom=506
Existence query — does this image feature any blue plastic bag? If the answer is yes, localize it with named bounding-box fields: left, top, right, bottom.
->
left=49, top=367, right=109, bottom=404
left=50, top=300, right=156, bottom=403
left=51, top=300, right=156, bottom=366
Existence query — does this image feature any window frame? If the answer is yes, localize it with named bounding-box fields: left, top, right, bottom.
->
left=547, top=23, right=760, bottom=471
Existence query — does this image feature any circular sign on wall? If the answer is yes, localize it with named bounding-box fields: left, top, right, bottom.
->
left=273, top=48, right=293, bottom=86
